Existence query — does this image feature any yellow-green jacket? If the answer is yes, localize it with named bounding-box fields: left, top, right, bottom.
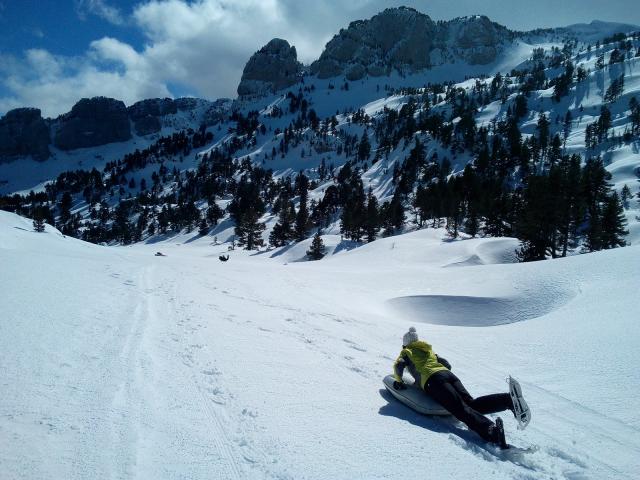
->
left=393, top=340, right=450, bottom=389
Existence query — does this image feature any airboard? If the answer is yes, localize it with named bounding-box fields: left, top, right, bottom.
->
left=383, top=375, right=451, bottom=416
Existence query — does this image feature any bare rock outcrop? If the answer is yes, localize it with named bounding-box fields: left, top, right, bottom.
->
left=54, top=97, right=131, bottom=150
left=128, top=98, right=177, bottom=136
left=0, top=108, right=50, bottom=162
left=309, top=8, right=513, bottom=80
left=311, top=7, right=436, bottom=80
left=237, top=38, right=302, bottom=97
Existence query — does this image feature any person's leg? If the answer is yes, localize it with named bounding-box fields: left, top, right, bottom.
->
left=470, top=394, right=514, bottom=415
left=447, top=373, right=474, bottom=403
left=447, top=371, right=514, bottom=415
left=425, top=371, right=496, bottom=442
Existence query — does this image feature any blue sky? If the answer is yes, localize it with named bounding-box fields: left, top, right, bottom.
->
left=1, top=0, right=638, bottom=117
left=0, top=1, right=142, bottom=57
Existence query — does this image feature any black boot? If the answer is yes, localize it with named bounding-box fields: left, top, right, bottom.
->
left=493, top=417, right=509, bottom=449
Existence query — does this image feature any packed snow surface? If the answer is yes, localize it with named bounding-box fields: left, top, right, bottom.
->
left=1, top=210, right=639, bottom=479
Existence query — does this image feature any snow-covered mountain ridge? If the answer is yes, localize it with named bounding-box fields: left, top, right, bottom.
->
left=0, top=8, right=639, bottom=259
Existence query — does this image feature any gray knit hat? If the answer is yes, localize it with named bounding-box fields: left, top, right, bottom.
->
left=403, top=327, right=418, bottom=346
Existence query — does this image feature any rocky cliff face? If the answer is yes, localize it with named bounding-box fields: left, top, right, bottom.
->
left=233, top=9, right=512, bottom=88
left=128, top=98, right=177, bottom=136
left=309, top=8, right=512, bottom=81
left=311, top=7, right=436, bottom=80
left=444, top=15, right=509, bottom=65
left=0, top=96, right=232, bottom=162
left=54, top=97, right=132, bottom=151
left=0, top=108, right=50, bottom=162
left=237, top=38, right=303, bottom=97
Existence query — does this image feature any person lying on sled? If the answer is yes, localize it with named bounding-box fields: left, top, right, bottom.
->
left=393, top=327, right=529, bottom=448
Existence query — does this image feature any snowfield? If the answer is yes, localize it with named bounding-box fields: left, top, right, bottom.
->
left=1, top=210, right=639, bottom=479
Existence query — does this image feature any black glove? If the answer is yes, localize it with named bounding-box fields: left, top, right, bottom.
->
left=393, top=381, right=407, bottom=390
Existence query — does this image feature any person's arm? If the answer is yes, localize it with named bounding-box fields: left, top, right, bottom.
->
left=392, top=350, right=410, bottom=389
left=436, top=355, right=451, bottom=370
left=393, top=352, right=407, bottom=383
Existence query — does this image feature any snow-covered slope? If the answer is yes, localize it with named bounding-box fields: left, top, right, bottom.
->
left=2, top=210, right=638, bottom=479
left=3, top=23, right=640, bottom=253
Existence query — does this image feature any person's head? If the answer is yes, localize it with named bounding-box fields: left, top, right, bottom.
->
left=402, top=327, right=418, bottom=347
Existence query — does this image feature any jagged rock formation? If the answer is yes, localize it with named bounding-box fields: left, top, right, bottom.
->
left=310, top=7, right=512, bottom=81
left=311, top=7, right=436, bottom=80
left=54, top=97, right=131, bottom=150
left=0, top=96, right=233, bottom=162
left=446, top=15, right=507, bottom=65
left=237, top=38, right=303, bottom=97
left=0, top=108, right=51, bottom=162
left=128, top=98, right=177, bottom=136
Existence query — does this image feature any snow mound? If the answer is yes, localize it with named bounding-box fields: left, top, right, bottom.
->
left=267, top=234, right=344, bottom=263
left=387, top=289, right=574, bottom=327
left=442, top=238, right=520, bottom=267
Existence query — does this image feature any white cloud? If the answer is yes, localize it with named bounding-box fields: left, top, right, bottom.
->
left=0, top=46, right=170, bottom=117
left=2, top=0, right=350, bottom=117
left=75, top=0, right=125, bottom=26
left=10, top=0, right=589, bottom=117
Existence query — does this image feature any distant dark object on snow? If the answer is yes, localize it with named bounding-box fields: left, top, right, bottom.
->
left=155, top=252, right=166, bottom=257
left=219, top=254, right=230, bottom=262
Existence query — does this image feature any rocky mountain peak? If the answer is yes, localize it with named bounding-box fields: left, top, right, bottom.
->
left=127, top=98, right=178, bottom=136
left=53, top=97, right=132, bottom=151
left=237, top=38, right=303, bottom=97
left=310, top=7, right=437, bottom=80
left=307, top=8, right=512, bottom=81
left=0, top=108, right=50, bottom=162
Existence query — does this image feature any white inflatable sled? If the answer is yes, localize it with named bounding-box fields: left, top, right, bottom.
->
left=383, top=375, right=451, bottom=416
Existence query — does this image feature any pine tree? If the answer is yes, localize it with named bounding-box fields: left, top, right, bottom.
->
left=269, top=201, right=296, bottom=247
left=357, top=131, right=371, bottom=162
left=60, top=192, right=72, bottom=224
left=306, top=232, right=326, bottom=260
left=235, top=207, right=265, bottom=250
left=206, top=203, right=224, bottom=226
left=563, top=110, right=573, bottom=148
left=629, top=97, right=640, bottom=133
left=604, top=73, right=625, bottom=103
left=558, top=155, right=584, bottom=256
left=621, top=184, right=632, bottom=209
left=582, top=157, right=613, bottom=251
left=514, top=95, right=528, bottom=119
left=339, top=169, right=366, bottom=241
left=516, top=175, right=560, bottom=261
left=536, top=113, right=550, bottom=165
left=364, top=188, right=380, bottom=243
left=444, top=179, right=465, bottom=239
left=462, top=166, right=481, bottom=239
left=600, top=192, right=628, bottom=248
left=380, top=193, right=405, bottom=235
left=33, top=213, right=45, bottom=232
left=295, top=192, right=309, bottom=241
left=597, top=106, right=612, bottom=142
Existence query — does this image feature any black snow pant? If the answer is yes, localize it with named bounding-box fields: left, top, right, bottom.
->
left=424, top=370, right=513, bottom=442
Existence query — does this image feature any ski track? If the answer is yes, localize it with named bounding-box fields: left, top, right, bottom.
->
left=145, top=262, right=288, bottom=480
left=149, top=268, right=246, bottom=479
